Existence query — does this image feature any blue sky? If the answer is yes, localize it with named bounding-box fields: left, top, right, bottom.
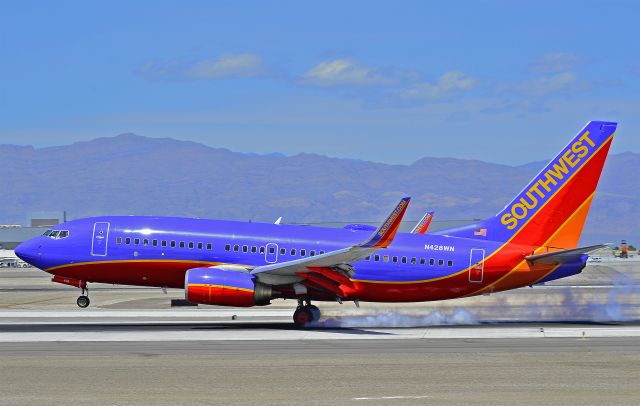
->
left=1, top=0, right=638, bottom=164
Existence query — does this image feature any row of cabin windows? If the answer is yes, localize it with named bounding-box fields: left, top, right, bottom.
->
left=220, top=244, right=454, bottom=267
left=224, top=244, right=327, bottom=258
left=115, top=237, right=212, bottom=250
left=114, top=237, right=454, bottom=267
left=364, top=254, right=453, bottom=267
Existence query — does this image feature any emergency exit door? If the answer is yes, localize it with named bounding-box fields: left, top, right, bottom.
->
left=468, top=248, right=485, bottom=283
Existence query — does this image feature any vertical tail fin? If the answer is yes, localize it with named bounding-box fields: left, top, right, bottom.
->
left=434, top=121, right=617, bottom=248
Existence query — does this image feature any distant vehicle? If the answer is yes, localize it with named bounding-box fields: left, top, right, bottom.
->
left=619, top=239, right=629, bottom=258
left=16, top=121, right=617, bottom=326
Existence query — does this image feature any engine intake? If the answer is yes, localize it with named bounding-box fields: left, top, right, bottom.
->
left=185, top=267, right=272, bottom=307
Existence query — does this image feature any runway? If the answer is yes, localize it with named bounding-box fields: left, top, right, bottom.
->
left=2, top=338, right=640, bottom=405
left=2, top=310, right=640, bottom=342
left=2, top=264, right=640, bottom=404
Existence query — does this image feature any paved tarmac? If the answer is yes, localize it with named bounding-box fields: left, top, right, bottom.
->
left=1, top=262, right=640, bottom=405
left=1, top=338, right=640, bottom=405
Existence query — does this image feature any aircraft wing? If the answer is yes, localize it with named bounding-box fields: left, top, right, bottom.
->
left=251, top=197, right=411, bottom=284
left=411, top=211, right=434, bottom=234
left=525, top=244, right=609, bottom=265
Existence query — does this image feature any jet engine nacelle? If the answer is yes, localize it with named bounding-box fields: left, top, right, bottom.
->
left=185, top=267, right=272, bottom=307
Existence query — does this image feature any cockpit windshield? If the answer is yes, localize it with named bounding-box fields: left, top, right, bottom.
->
left=42, top=229, right=69, bottom=239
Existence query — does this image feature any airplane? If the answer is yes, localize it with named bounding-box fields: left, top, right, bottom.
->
left=15, top=121, right=617, bottom=326
left=411, top=211, right=434, bottom=234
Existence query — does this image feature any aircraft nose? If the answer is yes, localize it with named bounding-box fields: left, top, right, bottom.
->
left=15, top=240, right=38, bottom=265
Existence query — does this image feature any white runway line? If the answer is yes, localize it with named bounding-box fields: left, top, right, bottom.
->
left=353, top=395, right=431, bottom=400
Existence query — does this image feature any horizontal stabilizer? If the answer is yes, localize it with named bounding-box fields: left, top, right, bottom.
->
left=526, top=244, right=609, bottom=265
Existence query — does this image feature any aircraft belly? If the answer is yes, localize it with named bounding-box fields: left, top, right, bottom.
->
left=45, top=260, right=216, bottom=288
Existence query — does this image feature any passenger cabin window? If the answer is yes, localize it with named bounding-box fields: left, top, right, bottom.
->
left=401, top=257, right=407, bottom=264
left=420, top=258, right=426, bottom=265
left=189, top=242, right=194, bottom=249
left=134, top=238, right=140, bottom=245
left=143, top=239, right=149, bottom=246
left=153, top=240, right=158, bottom=247
left=171, top=241, right=176, bottom=248
left=179, top=242, right=185, bottom=248
left=448, top=260, right=453, bottom=267
left=280, top=248, right=286, bottom=255
left=234, top=245, right=239, bottom=252
left=374, top=255, right=380, bottom=261
left=320, top=250, right=325, bottom=255
left=411, top=257, right=416, bottom=264
left=300, top=249, right=306, bottom=256
left=269, top=246, right=275, bottom=254
left=161, top=240, right=167, bottom=247
left=242, top=245, right=248, bottom=252
left=206, top=243, right=212, bottom=250
left=383, top=255, right=389, bottom=262
left=198, top=242, right=203, bottom=249
left=290, top=248, right=296, bottom=256
left=429, top=259, right=435, bottom=266
left=125, top=238, right=131, bottom=245
left=392, top=256, right=398, bottom=263
left=225, top=244, right=230, bottom=251
left=438, top=259, right=444, bottom=266
left=365, top=256, right=371, bottom=261
left=310, top=250, right=316, bottom=256
left=251, top=246, right=257, bottom=253
left=260, top=247, right=265, bottom=254
left=117, top=237, right=122, bottom=244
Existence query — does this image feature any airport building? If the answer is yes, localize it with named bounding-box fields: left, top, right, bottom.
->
left=0, top=211, right=65, bottom=250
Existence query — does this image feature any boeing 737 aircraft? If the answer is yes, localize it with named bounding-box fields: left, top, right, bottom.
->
left=15, top=121, right=616, bottom=326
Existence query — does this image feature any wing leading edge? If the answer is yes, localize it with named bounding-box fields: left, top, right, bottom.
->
left=251, top=197, right=411, bottom=281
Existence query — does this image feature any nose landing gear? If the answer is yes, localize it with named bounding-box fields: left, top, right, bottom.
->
left=76, top=287, right=90, bottom=308
left=51, top=275, right=90, bottom=308
left=293, top=299, right=321, bottom=327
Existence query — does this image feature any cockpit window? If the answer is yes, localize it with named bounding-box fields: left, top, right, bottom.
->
left=44, top=230, right=69, bottom=239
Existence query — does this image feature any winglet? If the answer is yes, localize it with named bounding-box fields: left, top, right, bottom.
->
left=358, top=197, right=411, bottom=249
left=411, top=211, right=434, bottom=234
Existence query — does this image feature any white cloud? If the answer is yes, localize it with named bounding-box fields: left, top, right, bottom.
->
left=528, top=52, right=581, bottom=73
left=139, top=53, right=264, bottom=80
left=303, top=59, right=391, bottom=87
left=501, top=72, right=590, bottom=97
left=396, top=71, right=477, bottom=101
left=187, top=53, right=264, bottom=79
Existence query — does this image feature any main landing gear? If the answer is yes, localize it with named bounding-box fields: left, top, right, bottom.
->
left=76, top=287, right=90, bottom=308
left=293, top=299, right=321, bottom=327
